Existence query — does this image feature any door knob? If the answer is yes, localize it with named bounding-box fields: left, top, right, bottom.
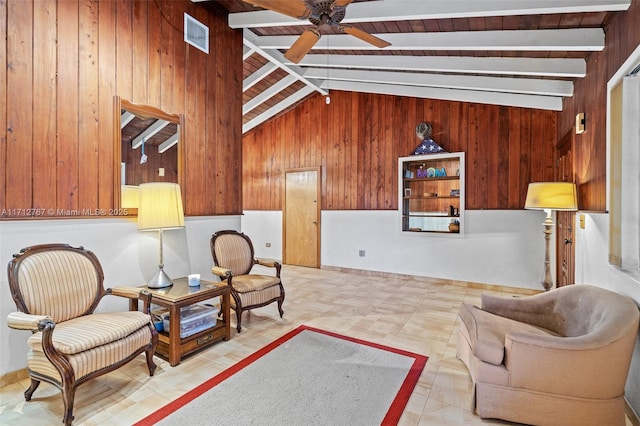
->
left=564, top=238, right=573, bottom=245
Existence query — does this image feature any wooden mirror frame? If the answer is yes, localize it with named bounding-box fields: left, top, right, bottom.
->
left=113, top=96, right=185, bottom=214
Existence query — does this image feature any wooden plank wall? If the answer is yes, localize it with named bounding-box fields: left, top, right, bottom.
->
left=559, top=1, right=639, bottom=212
left=243, top=91, right=557, bottom=211
left=0, top=0, right=242, bottom=219
left=122, top=144, right=178, bottom=185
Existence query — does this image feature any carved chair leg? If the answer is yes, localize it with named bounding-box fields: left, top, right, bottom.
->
left=24, top=378, right=40, bottom=401
left=235, top=308, right=243, bottom=333
left=277, top=298, right=284, bottom=318
left=61, top=383, right=77, bottom=426
left=145, top=347, right=157, bottom=376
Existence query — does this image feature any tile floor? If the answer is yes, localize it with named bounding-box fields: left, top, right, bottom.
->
left=0, top=266, right=632, bottom=425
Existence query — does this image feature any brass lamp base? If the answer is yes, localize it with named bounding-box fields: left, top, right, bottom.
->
left=148, top=265, right=173, bottom=289
left=541, top=209, right=554, bottom=291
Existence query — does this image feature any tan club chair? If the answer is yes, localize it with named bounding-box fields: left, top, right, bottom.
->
left=210, top=230, right=285, bottom=332
left=456, top=284, right=640, bottom=426
left=6, top=244, right=158, bottom=425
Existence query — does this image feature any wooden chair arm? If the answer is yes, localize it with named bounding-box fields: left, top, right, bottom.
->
left=256, top=258, right=281, bottom=276
left=7, top=311, right=53, bottom=331
left=212, top=266, right=232, bottom=279
left=108, top=287, right=153, bottom=314
left=7, top=312, right=65, bottom=376
left=256, top=258, right=277, bottom=267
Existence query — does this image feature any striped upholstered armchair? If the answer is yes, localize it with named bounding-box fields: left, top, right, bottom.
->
left=210, top=230, right=285, bottom=332
left=6, top=244, right=158, bottom=425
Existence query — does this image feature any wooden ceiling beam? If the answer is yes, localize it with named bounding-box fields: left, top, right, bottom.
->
left=256, top=29, right=604, bottom=52
left=131, top=119, right=170, bottom=149
left=243, top=29, right=327, bottom=96
left=303, top=68, right=574, bottom=97
left=244, top=62, right=278, bottom=92
left=228, top=0, right=630, bottom=28
left=120, top=111, right=135, bottom=129
left=294, top=55, right=586, bottom=78
left=243, top=75, right=298, bottom=115
left=322, top=80, right=563, bottom=111
left=158, top=133, right=179, bottom=154
left=243, top=86, right=316, bottom=133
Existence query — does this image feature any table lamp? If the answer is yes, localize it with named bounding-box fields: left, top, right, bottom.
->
left=137, top=182, right=185, bottom=288
left=120, top=185, right=139, bottom=209
left=525, top=182, right=578, bottom=291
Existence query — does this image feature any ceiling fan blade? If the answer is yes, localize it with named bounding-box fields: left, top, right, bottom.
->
left=242, top=0, right=311, bottom=19
left=284, top=29, right=321, bottom=63
left=334, top=0, right=353, bottom=6
left=341, top=26, right=391, bottom=49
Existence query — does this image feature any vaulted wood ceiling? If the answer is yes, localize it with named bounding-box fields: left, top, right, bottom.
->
left=199, top=0, right=631, bottom=134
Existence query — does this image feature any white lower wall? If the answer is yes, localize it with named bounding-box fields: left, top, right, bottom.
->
left=4, top=210, right=637, bottom=414
left=243, top=209, right=549, bottom=289
left=243, top=208, right=640, bottom=415
left=0, top=216, right=241, bottom=376
left=574, top=212, right=640, bottom=415
left=241, top=210, right=283, bottom=260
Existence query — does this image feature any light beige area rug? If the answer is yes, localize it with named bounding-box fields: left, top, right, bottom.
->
left=135, top=325, right=427, bottom=426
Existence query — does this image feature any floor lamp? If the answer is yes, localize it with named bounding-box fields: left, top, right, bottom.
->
left=137, top=182, right=185, bottom=288
left=525, top=182, right=578, bottom=291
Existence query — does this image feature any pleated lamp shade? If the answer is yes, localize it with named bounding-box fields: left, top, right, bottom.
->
left=137, top=182, right=185, bottom=231
left=525, top=182, right=578, bottom=211
left=120, top=185, right=140, bottom=209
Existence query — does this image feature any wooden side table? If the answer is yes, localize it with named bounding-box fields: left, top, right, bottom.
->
left=129, top=277, right=230, bottom=366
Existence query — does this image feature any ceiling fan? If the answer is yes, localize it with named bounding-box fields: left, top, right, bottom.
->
left=244, top=0, right=391, bottom=63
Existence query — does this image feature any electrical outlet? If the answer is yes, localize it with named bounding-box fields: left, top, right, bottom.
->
left=579, top=214, right=585, bottom=229
left=359, top=250, right=365, bottom=257
left=158, top=168, right=165, bottom=177
left=266, top=242, right=271, bottom=247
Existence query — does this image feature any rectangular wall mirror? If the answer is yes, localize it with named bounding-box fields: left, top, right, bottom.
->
left=114, top=96, right=185, bottom=213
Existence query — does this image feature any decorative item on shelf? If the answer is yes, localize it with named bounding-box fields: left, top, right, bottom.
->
left=404, top=170, right=414, bottom=178
left=137, top=182, right=185, bottom=289
left=412, top=122, right=446, bottom=155
left=449, top=219, right=460, bottom=233
left=399, top=152, right=465, bottom=236
left=404, top=188, right=412, bottom=197
left=152, top=314, right=164, bottom=332
left=525, top=182, right=578, bottom=291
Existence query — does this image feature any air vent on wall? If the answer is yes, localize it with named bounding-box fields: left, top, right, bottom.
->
left=184, top=13, right=209, bottom=54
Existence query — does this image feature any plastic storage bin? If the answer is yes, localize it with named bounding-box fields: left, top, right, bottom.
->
left=162, top=304, right=218, bottom=338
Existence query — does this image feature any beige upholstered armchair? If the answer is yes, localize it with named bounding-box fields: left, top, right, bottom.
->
left=6, top=244, right=158, bottom=425
left=210, top=230, right=285, bottom=332
left=456, top=284, right=640, bottom=426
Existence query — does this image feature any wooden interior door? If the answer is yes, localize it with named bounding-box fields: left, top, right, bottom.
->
left=556, top=211, right=575, bottom=286
left=283, top=168, right=321, bottom=267
left=556, top=131, right=575, bottom=287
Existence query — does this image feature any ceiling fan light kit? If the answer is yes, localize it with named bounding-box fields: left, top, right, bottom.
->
left=245, top=0, right=391, bottom=63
